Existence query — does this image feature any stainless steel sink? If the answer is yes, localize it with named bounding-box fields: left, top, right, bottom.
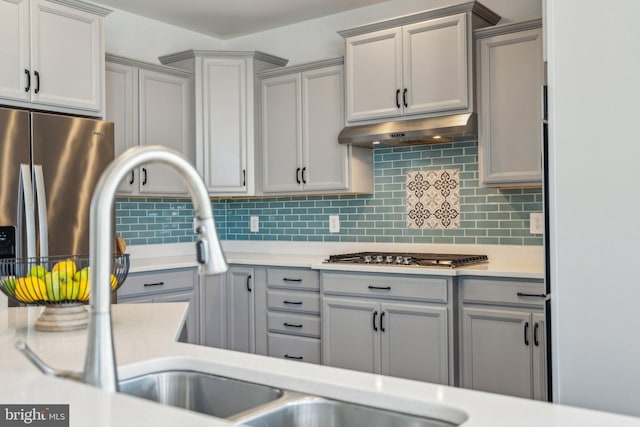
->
left=230, top=395, right=460, bottom=427
left=118, top=364, right=465, bottom=426
left=118, top=370, right=284, bottom=418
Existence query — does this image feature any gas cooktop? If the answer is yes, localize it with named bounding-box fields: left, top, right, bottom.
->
left=325, top=252, right=488, bottom=268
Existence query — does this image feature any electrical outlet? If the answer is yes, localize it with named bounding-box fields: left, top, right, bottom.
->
left=529, top=212, right=544, bottom=234
left=329, top=215, right=340, bottom=233
left=250, top=216, right=259, bottom=232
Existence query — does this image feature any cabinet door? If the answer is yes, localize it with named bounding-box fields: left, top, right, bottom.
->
left=261, top=73, right=302, bottom=193
left=200, top=273, right=227, bottom=349
left=380, top=302, right=449, bottom=384
left=202, top=57, right=248, bottom=194
left=155, top=290, right=199, bottom=345
left=227, top=267, right=255, bottom=353
left=138, top=68, right=191, bottom=194
left=345, top=27, right=402, bottom=122
left=462, top=307, right=533, bottom=398
left=532, top=312, right=547, bottom=401
left=322, top=296, right=380, bottom=373
left=302, top=65, right=349, bottom=192
left=402, top=13, right=468, bottom=115
left=478, top=28, right=543, bottom=186
left=105, top=62, right=138, bottom=194
left=30, top=0, right=102, bottom=111
left=0, top=0, right=30, bottom=103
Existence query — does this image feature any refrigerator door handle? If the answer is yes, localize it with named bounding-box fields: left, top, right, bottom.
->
left=17, top=164, right=37, bottom=259
left=33, top=165, right=49, bottom=258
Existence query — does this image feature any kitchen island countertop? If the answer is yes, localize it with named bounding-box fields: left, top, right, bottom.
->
left=1, top=303, right=639, bottom=427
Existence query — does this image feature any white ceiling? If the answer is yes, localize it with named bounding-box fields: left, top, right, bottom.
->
left=96, top=0, right=388, bottom=39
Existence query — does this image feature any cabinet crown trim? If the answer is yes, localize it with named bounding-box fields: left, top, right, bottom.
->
left=106, top=54, right=194, bottom=78
left=257, top=57, right=344, bottom=79
left=158, top=50, right=289, bottom=67
left=337, top=1, right=501, bottom=38
left=46, top=0, right=112, bottom=16
left=474, top=19, right=542, bottom=39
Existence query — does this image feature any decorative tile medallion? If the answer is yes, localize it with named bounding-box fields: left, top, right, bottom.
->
left=406, top=170, right=460, bottom=229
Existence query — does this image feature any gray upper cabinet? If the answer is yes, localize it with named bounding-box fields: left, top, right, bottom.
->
left=339, top=2, right=500, bottom=124
left=476, top=20, right=544, bottom=187
left=105, top=55, right=194, bottom=195
left=259, top=58, right=373, bottom=195
left=159, top=50, right=288, bottom=197
left=0, top=0, right=109, bottom=115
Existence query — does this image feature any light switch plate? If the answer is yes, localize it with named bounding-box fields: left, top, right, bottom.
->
left=529, top=212, right=544, bottom=234
left=250, top=216, right=259, bottom=232
left=329, top=215, right=340, bottom=233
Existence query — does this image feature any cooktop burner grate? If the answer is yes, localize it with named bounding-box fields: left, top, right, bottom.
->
left=325, top=252, right=488, bottom=268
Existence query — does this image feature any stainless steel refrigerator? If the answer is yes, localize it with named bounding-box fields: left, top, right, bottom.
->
left=0, top=106, right=114, bottom=262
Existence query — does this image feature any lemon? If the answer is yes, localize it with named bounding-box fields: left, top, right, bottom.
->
left=52, top=259, right=77, bottom=281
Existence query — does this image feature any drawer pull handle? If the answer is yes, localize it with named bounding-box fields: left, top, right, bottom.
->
left=283, top=300, right=302, bottom=305
left=517, top=292, right=547, bottom=298
left=143, top=282, right=164, bottom=287
left=368, top=285, right=391, bottom=291
left=524, top=321, right=529, bottom=346
left=534, top=323, right=540, bottom=347
left=247, top=274, right=252, bottom=292
left=380, top=311, right=386, bottom=332
left=283, top=278, right=302, bottom=282
left=283, top=322, right=303, bottom=328
left=284, top=354, right=303, bottom=360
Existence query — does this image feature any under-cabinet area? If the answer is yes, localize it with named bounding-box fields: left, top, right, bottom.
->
left=133, top=261, right=545, bottom=402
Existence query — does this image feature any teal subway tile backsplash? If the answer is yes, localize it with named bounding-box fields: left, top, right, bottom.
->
left=115, top=142, right=543, bottom=246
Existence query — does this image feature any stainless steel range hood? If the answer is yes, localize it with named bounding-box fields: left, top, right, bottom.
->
left=338, top=113, right=477, bottom=148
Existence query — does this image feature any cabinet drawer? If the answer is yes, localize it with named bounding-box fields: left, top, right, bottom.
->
left=321, top=271, right=448, bottom=303
left=460, top=277, right=546, bottom=307
left=267, top=289, right=320, bottom=314
left=267, top=267, right=319, bottom=290
left=118, top=268, right=195, bottom=298
left=267, top=333, right=321, bottom=364
left=268, top=312, right=321, bottom=338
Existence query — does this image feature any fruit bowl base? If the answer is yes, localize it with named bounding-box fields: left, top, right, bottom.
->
left=35, top=303, right=88, bottom=332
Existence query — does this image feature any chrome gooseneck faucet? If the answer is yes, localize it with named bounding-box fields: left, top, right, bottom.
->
left=17, top=146, right=228, bottom=392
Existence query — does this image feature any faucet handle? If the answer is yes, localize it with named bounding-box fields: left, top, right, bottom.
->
left=16, top=341, right=83, bottom=381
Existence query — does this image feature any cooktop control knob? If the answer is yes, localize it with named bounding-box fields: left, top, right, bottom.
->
left=396, top=255, right=404, bottom=264
left=375, top=255, right=384, bottom=263
left=364, top=255, right=372, bottom=263
left=385, top=255, right=394, bottom=264
left=403, top=256, right=412, bottom=265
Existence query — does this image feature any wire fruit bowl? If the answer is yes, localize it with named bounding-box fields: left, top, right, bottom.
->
left=0, top=254, right=129, bottom=305
left=0, top=254, right=130, bottom=332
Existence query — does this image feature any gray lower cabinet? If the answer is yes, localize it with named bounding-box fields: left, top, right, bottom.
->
left=321, top=271, right=453, bottom=385
left=459, top=277, right=547, bottom=400
left=200, top=273, right=226, bottom=349
left=226, top=266, right=256, bottom=353
left=118, top=267, right=199, bottom=344
left=263, top=267, right=321, bottom=364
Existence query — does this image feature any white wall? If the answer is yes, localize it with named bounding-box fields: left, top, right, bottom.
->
left=101, top=0, right=541, bottom=67
left=224, top=0, right=542, bottom=65
left=547, top=0, right=640, bottom=417
left=103, top=9, right=224, bottom=64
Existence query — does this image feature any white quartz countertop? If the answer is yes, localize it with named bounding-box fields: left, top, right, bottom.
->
left=127, top=242, right=544, bottom=279
left=1, top=303, right=639, bottom=427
